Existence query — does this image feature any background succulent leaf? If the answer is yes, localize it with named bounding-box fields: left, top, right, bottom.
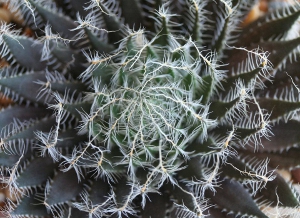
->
left=207, top=179, right=268, bottom=218
left=237, top=5, right=300, bottom=46
left=9, top=194, right=49, bottom=218
left=28, top=0, right=80, bottom=42
left=0, top=106, right=50, bottom=129
left=0, top=71, right=50, bottom=103
left=44, top=170, right=84, bottom=210
left=2, top=34, right=46, bottom=70
left=15, top=157, right=57, bottom=190
left=255, top=171, right=300, bottom=207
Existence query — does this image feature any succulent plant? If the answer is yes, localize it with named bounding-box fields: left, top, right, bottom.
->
left=0, top=0, right=300, bottom=217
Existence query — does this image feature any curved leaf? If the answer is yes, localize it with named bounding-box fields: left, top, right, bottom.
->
left=2, top=34, right=46, bottom=70
left=207, top=179, right=268, bottom=218
left=45, top=170, right=84, bottom=206
left=256, top=172, right=300, bottom=207
left=16, top=157, right=57, bottom=189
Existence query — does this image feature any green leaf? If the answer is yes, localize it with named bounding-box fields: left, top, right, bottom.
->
left=207, top=179, right=268, bottom=218
left=88, top=178, right=111, bottom=204
left=28, top=0, right=79, bottom=41
left=179, top=156, right=204, bottom=181
left=239, top=147, right=300, bottom=169
left=1, top=117, right=56, bottom=147
left=96, top=1, right=124, bottom=43
left=2, top=34, right=46, bottom=70
left=187, top=137, right=220, bottom=155
left=56, top=128, right=87, bottom=150
left=84, top=28, right=115, bottom=53
left=262, top=37, right=300, bottom=70
left=220, top=156, right=254, bottom=181
left=113, top=178, right=132, bottom=208
left=256, top=172, right=300, bottom=207
left=66, top=0, right=91, bottom=17
left=0, top=106, right=50, bottom=129
left=140, top=193, right=170, bottom=218
left=0, top=152, right=29, bottom=168
left=50, top=41, right=87, bottom=77
left=153, top=15, right=170, bottom=46
left=63, top=101, right=92, bottom=120
left=10, top=194, right=49, bottom=217
left=119, top=0, right=143, bottom=29
left=237, top=6, right=300, bottom=46
left=62, top=208, right=88, bottom=218
left=184, top=1, right=201, bottom=42
left=213, top=124, right=259, bottom=144
left=261, top=60, right=300, bottom=96
left=91, top=63, right=115, bottom=88
left=170, top=183, right=199, bottom=215
left=204, top=207, right=227, bottom=218
left=222, top=63, right=263, bottom=93
left=209, top=97, right=240, bottom=120
left=16, top=157, right=57, bottom=189
left=0, top=71, right=49, bottom=104
left=45, top=170, right=84, bottom=206
left=259, top=120, right=300, bottom=151
left=198, top=75, right=213, bottom=104
left=227, top=37, right=300, bottom=75
left=257, top=98, right=300, bottom=121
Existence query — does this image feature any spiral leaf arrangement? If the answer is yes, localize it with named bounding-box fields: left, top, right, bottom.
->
left=0, top=0, right=300, bottom=217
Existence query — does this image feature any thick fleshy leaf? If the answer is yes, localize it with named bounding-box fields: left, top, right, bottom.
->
left=63, top=101, right=92, bottom=120
left=119, top=0, right=143, bottom=29
left=170, top=183, right=199, bottom=215
left=179, top=156, right=204, bottom=181
left=66, top=0, right=91, bottom=17
left=2, top=34, right=46, bottom=70
left=140, top=193, right=170, bottom=218
left=0, top=71, right=49, bottom=104
left=209, top=97, right=240, bottom=119
left=183, top=1, right=202, bottom=42
left=45, top=170, right=84, bottom=206
left=260, top=61, right=300, bottom=97
left=55, top=128, right=87, bottom=149
left=49, top=41, right=87, bottom=77
left=84, top=28, right=115, bottom=53
left=259, top=120, right=300, bottom=151
left=221, top=156, right=255, bottom=181
left=1, top=117, right=56, bottom=149
left=207, top=179, right=268, bottom=218
left=257, top=98, right=300, bottom=121
left=198, top=75, right=213, bottom=104
left=10, top=194, right=49, bottom=217
left=91, top=63, right=115, bottom=86
left=227, top=37, right=300, bottom=74
left=28, top=0, right=79, bottom=40
left=16, top=157, right=57, bottom=189
left=205, top=207, right=228, bottom=218
left=222, top=64, right=263, bottom=93
left=187, top=137, right=222, bottom=157
left=239, top=147, right=300, bottom=169
left=213, top=124, right=259, bottom=144
left=62, top=208, right=88, bottom=218
left=0, top=152, right=30, bottom=168
left=256, top=172, right=300, bottom=207
left=88, top=178, right=111, bottom=204
left=260, top=37, right=300, bottom=70
left=237, top=6, right=300, bottom=46
left=97, top=1, right=124, bottom=43
left=50, top=80, right=88, bottom=95
left=0, top=106, right=50, bottom=129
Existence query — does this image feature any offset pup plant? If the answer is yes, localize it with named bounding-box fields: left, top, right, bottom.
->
left=0, top=0, right=299, bottom=217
